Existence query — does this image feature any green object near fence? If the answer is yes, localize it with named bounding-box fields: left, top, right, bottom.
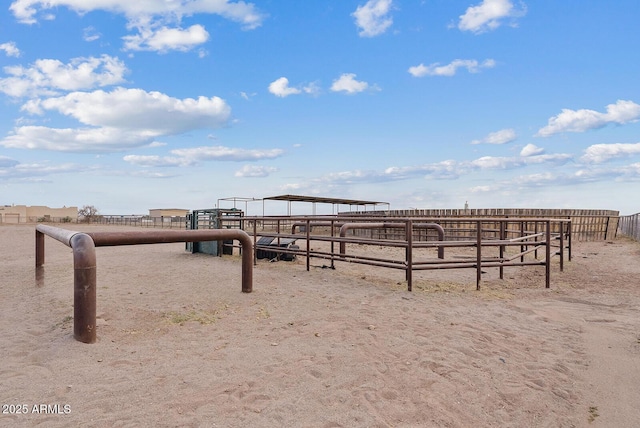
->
left=185, top=208, right=244, bottom=255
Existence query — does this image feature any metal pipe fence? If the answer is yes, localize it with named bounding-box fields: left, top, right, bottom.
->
left=3, top=216, right=189, bottom=227
left=240, top=215, right=571, bottom=292
left=618, top=212, right=640, bottom=241
left=348, top=209, right=618, bottom=241
left=35, top=224, right=253, bottom=344
left=89, top=216, right=188, bottom=228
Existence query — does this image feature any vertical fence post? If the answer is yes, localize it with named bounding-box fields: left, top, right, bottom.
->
left=330, top=219, right=336, bottom=269
left=405, top=219, right=413, bottom=292
left=306, top=218, right=310, bottom=272
left=35, top=229, right=45, bottom=267
left=252, top=219, right=257, bottom=266
left=499, top=220, right=505, bottom=280
left=239, top=233, right=253, bottom=294
left=520, top=221, right=525, bottom=263
left=476, top=220, right=482, bottom=291
left=559, top=221, right=565, bottom=272
left=70, top=233, right=97, bottom=343
left=545, top=221, right=551, bottom=289
left=534, top=221, right=539, bottom=259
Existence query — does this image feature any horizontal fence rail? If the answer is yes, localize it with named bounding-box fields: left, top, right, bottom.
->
left=618, top=212, right=640, bottom=241
left=239, top=216, right=571, bottom=293
left=35, top=225, right=253, bottom=344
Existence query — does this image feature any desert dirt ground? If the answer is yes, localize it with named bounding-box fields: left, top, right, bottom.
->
left=1, top=223, right=639, bottom=427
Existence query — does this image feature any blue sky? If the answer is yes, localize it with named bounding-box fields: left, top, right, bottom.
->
left=1, top=0, right=639, bottom=215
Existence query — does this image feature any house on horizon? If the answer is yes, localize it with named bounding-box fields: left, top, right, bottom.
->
left=148, top=208, right=190, bottom=218
left=0, top=205, right=78, bottom=223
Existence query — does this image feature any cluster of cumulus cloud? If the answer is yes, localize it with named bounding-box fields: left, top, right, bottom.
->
left=8, top=0, right=524, bottom=52
left=1, top=0, right=639, bottom=189
left=0, top=0, right=534, bottom=156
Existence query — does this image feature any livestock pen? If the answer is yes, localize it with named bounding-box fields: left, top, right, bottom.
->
left=238, top=216, right=571, bottom=292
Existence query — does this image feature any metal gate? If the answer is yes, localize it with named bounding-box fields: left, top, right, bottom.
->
left=186, top=208, right=243, bottom=255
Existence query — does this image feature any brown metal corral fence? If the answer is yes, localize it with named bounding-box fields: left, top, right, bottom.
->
left=349, top=208, right=619, bottom=242
left=89, top=216, right=188, bottom=228
left=0, top=215, right=76, bottom=224
left=7, top=215, right=189, bottom=228
left=618, top=212, right=640, bottom=241
left=240, top=215, right=571, bottom=292
left=9, top=209, right=621, bottom=241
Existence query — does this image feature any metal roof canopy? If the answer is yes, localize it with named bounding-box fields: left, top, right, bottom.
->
left=218, top=195, right=389, bottom=216
left=217, top=197, right=261, bottom=213
left=263, top=194, right=389, bottom=216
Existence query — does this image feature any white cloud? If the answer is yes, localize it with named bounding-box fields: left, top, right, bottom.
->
left=470, top=128, right=516, bottom=145
left=235, top=165, right=279, bottom=177
left=467, top=160, right=640, bottom=195
left=0, top=156, right=19, bottom=167
left=314, top=151, right=571, bottom=187
left=268, top=77, right=301, bottom=97
left=409, top=59, right=495, bottom=77
left=16, top=162, right=80, bottom=175
left=0, top=160, right=87, bottom=181
left=10, top=0, right=265, bottom=29
left=319, top=169, right=382, bottom=184
left=185, top=1, right=265, bottom=30
left=352, top=0, right=394, bottom=37
left=280, top=183, right=302, bottom=192
left=619, top=162, right=640, bottom=179
left=171, top=146, right=284, bottom=162
left=330, top=73, right=370, bottom=94
left=581, top=142, right=640, bottom=163
left=24, top=87, right=230, bottom=132
left=458, top=0, right=526, bottom=34
left=302, top=81, right=321, bottom=96
left=123, top=24, right=209, bottom=52
left=0, top=55, right=128, bottom=98
left=510, top=171, right=557, bottom=187
left=124, top=146, right=284, bottom=167
left=1, top=88, right=231, bottom=152
left=469, top=156, right=514, bottom=169
left=0, top=42, right=21, bottom=57
left=240, top=91, right=256, bottom=100
left=520, top=143, right=544, bottom=157
left=469, top=185, right=492, bottom=193
left=471, top=152, right=571, bottom=168
left=523, top=153, right=572, bottom=165
left=10, top=0, right=264, bottom=54
left=129, top=170, right=176, bottom=179
left=1, top=126, right=156, bottom=152
left=537, top=100, right=640, bottom=137
left=122, top=155, right=192, bottom=168
left=267, top=78, right=319, bottom=98
left=83, top=26, right=101, bottom=42
left=384, top=161, right=460, bottom=180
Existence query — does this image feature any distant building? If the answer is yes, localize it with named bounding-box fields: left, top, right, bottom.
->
left=148, top=208, right=189, bottom=218
left=0, top=205, right=78, bottom=223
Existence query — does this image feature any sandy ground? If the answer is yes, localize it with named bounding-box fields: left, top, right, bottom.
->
left=1, top=223, right=639, bottom=427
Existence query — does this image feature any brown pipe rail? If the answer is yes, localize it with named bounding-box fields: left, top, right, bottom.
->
left=246, top=216, right=571, bottom=292
left=291, top=221, right=344, bottom=235
left=35, top=224, right=253, bottom=344
left=339, top=222, right=445, bottom=259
